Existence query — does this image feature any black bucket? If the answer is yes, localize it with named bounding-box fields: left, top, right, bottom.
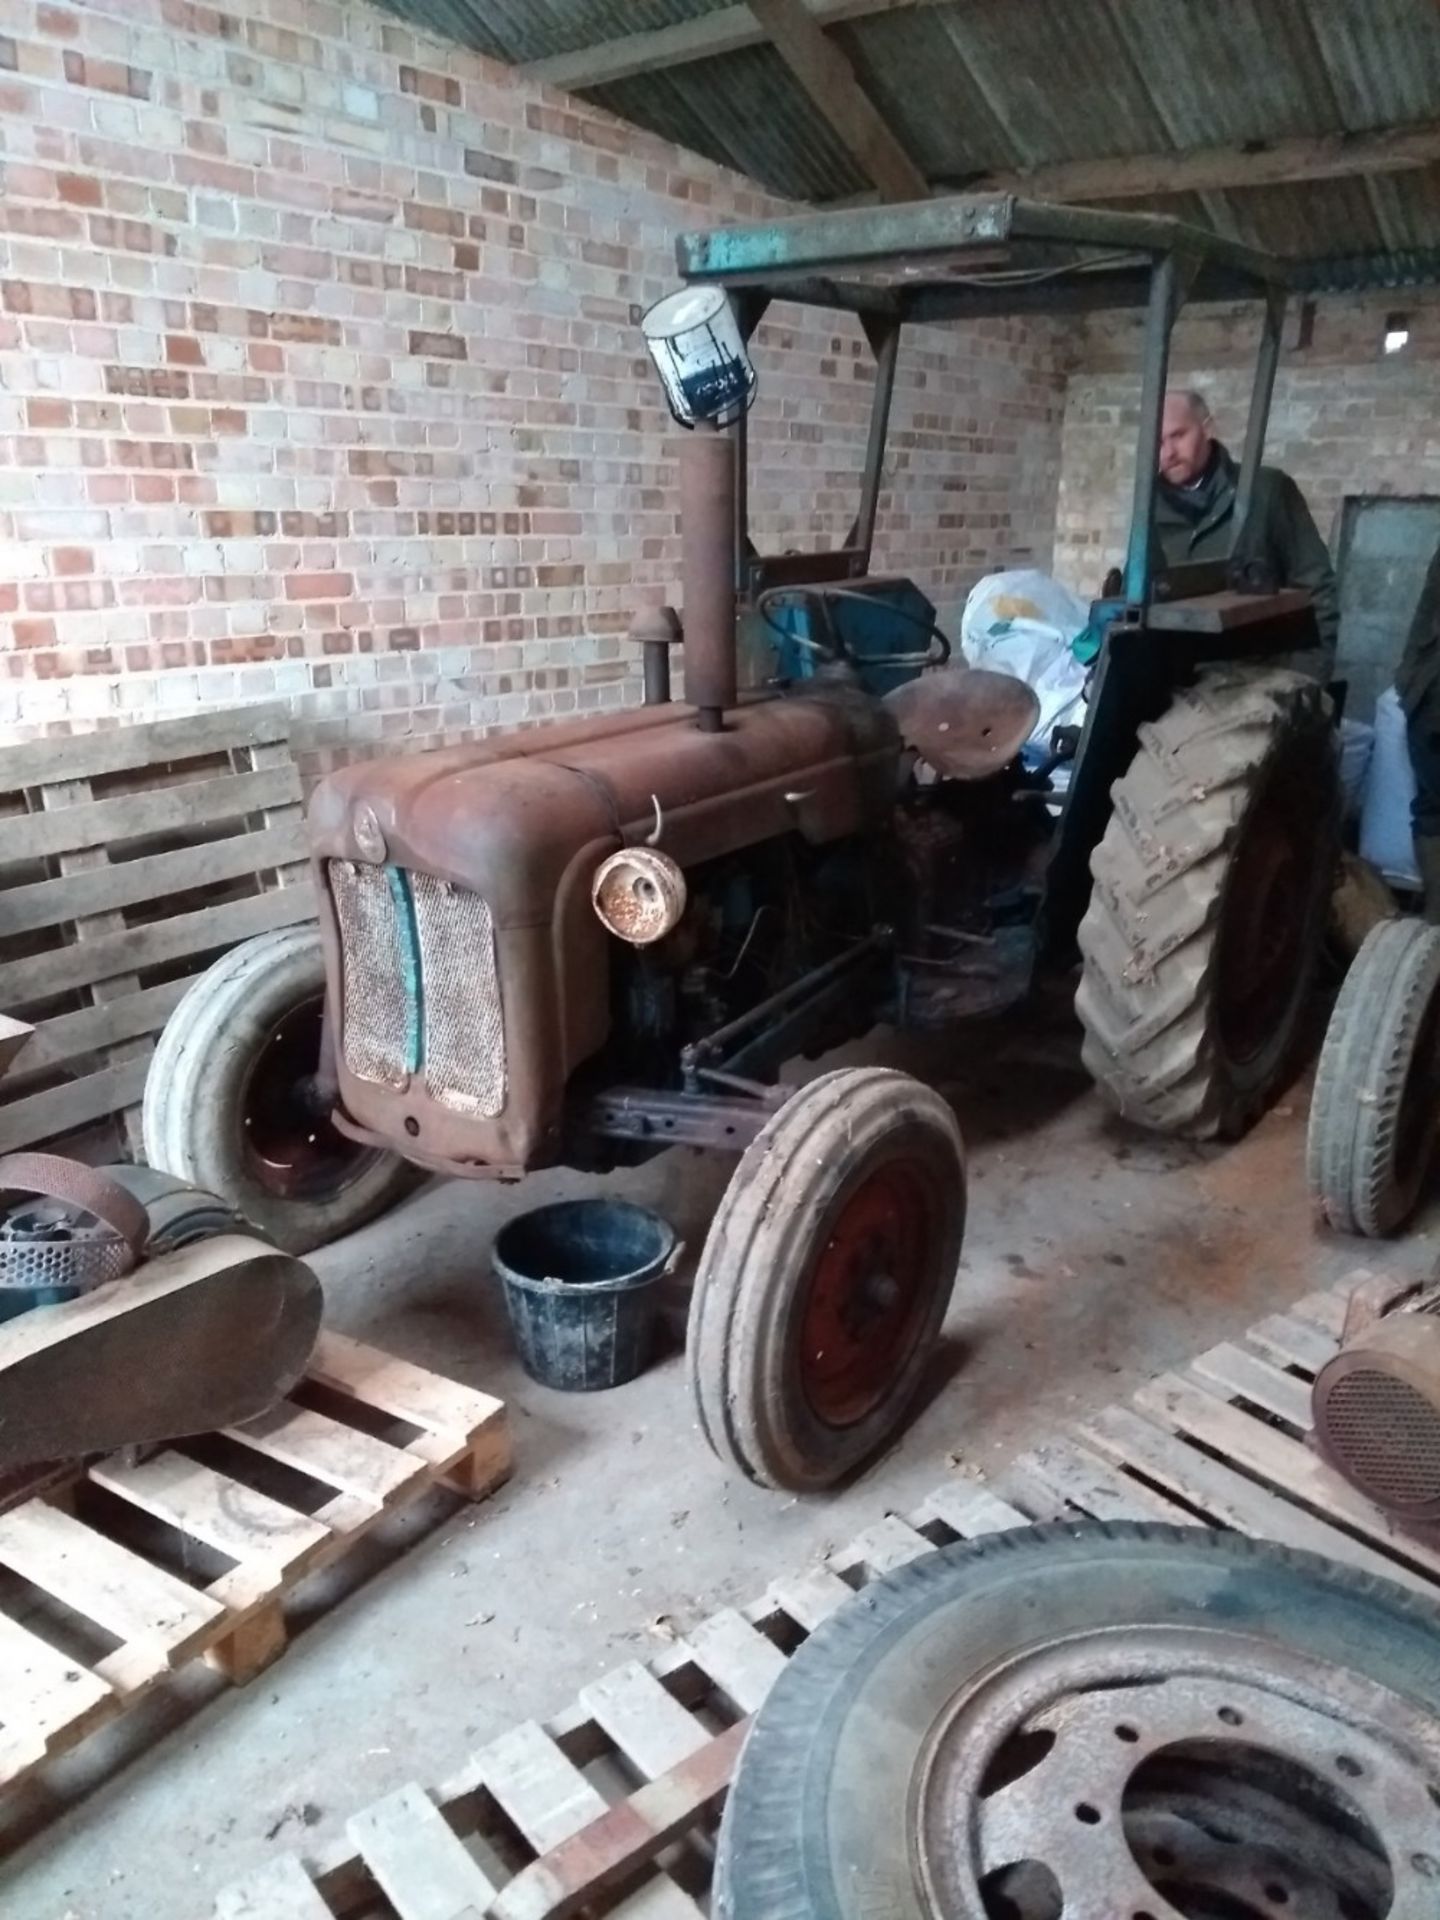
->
left=493, top=1198, right=677, bottom=1392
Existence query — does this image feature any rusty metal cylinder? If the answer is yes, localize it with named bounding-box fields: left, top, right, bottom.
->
left=679, top=427, right=737, bottom=732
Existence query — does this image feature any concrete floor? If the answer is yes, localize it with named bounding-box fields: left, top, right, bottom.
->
left=7, top=1006, right=1436, bottom=1920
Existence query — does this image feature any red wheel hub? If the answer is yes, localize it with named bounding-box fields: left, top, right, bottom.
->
left=799, top=1164, right=934, bottom=1428
left=241, top=996, right=375, bottom=1200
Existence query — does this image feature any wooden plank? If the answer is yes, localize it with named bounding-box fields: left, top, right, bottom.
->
left=521, top=0, right=913, bottom=88
left=0, top=1502, right=223, bottom=1669
left=975, top=118, right=1440, bottom=206
left=579, top=1663, right=711, bottom=1779
left=0, top=1608, right=113, bottom=1746
left=0, top=703, right=292, bottom=791
left=308, top=1332, right=504, bottom=1446
left=90, top=1450, right=331, bottom=1577
left=477, top=1721, right=609, bottom=1854
left=214, top=1853, right=336, bottom=1919
left=1133, top=1372, right=1440, bottom=1581
left=2, top=765, right=300, bottom=863
left=917, top=1480, right=1030, bottom=1537
left=0, top=884, right=314, bottom=1006
left=832, top=1514, right=933, bottom=1578
left=0, top=1014, right=32, bottom=1075
left=347, top=1781, right=497, bottom=1920
left=765, top=1563, right=855, bottom=1633
left=11, top=978, right=190, bottom=1077
left=1244, top=1311, right=1336, bottom=1377
left=1010, top=1437, right=1191, bottom=1523
left=0, top=1053, right=152, bottom=1154
left=1190, top=1341, right=1315, bottom=1430
left=226, top=1401, right=427, bottom=1512
left=681, top=1609, right=787, bottom=1715
left=748, top=0, right=928, bottom=202
left=490, top=1725, right=742, bottom=1920
left=1082, top=1401, right=1440, bottom=1599
left=1, top=821, right=307, bottom=937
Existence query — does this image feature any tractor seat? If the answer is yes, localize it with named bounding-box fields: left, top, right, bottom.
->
left=885, top=666, right=1040, bottom=780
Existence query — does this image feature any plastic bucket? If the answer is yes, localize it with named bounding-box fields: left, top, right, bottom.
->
left=492, top=1199, right=677, bottom=1392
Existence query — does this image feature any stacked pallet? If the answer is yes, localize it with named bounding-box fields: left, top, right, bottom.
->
left=0, top=704, right=315, bottom=1158
left=215, top=1269, right=1440, bottom=1920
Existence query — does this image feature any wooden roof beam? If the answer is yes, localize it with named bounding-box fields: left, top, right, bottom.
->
left=521, top=0, right=916, bottom=93
left=962, top=121, right=1440, bottom=203
left=746, top=0, right=927, bottom=202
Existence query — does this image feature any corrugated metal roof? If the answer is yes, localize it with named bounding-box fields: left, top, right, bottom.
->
left=371, top=0, right=1440, bottom=271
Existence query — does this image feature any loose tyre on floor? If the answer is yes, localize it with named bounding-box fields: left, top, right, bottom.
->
left=101, top=1163, right=250, bottom=1252
left=1307, top=916, right=1440, bottom=1237
left=686, top=1066, right=965, bottom=1493
left=142, top=926, right=416, bottom=1255
left=1077, top=668, right=1339, bottom=1140
left=717, top=1523, right=1440, bottom=1920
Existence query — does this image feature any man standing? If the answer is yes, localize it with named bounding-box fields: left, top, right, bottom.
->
left=1397, top=542, right=1440, bottom=921
left=1154, top=390, right=1339, bottom=681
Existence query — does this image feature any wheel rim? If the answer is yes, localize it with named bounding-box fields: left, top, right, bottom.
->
left=1215, top=752, right=1323, bottom=1070
left=797, top=1162, right=935, bottom=1428
left=915, top=1625, right=1439, bottom=1919
left=240, top=995, right=379, bottom=1201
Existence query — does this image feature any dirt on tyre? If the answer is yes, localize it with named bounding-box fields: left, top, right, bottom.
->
left=717, top=1522, right=1440, bottom=1920
left=686, top=1065, right=964, bottom=1493
left=1077, top=667, right=1338, bottom=1139
left=142, top=926, right=416, bottom=1255
left=1307, top=917, right=1440, bottom=1236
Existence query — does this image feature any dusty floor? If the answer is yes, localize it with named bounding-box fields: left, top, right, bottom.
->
left=6, top=1006, right=1437, bottom=1920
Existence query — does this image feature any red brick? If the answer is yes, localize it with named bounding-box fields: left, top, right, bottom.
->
left=165, top=333, right=204, bottom=366
left=284, top=572, right=354, bottom=600
left=56, top=171, right=101, bottom=206
left=408, top=330, right=466, bottom=361
left=14, top=619, right=57, bottom=648
left=398, top=64, right=459, bottom=106
left=52, top=546, right=93, bottom=575
left=36, top=6, right=79, bottom=36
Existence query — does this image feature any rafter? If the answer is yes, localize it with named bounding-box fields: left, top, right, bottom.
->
left=957, top=121, right=1440, bottom=203
left=521, top=0, right=915, bottom=93
left=745, top=0, right=926, bottom=201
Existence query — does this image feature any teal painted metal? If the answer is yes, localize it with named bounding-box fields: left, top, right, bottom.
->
left=386, top=864, right=424, bottom=1075
left=676, top=194, right=1014, bottom=279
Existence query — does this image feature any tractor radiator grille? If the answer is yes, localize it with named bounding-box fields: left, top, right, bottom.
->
left=410, top=873, right=507, bottom=1117
left=329, top=860, right=410, bottom=1089
left=327, top=859, right=506, bottom=1117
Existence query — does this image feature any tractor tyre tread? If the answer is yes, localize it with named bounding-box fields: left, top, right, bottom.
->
left=687, top=1066, right=964, bottom=1493
left=1076, top=667, right=1337, bottom=1139
left=1306, top=916, right=1440, bottom=1236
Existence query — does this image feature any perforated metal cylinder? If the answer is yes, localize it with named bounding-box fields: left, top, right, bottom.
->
left=1312, top=1311, right=1440, bottom=1520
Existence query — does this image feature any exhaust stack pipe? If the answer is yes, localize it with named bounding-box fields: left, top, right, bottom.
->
left=679, top=427, right=737, bottom=733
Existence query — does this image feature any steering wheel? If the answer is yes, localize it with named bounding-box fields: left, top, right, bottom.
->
left=757, top=585, right=952, bottom=673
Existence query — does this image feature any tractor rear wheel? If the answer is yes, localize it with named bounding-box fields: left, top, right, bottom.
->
left=142, top=926, right=416, bottom=1255
left=1076, top=668, right=1338, bottom=1139
left=687, top=1066, right=965, bottom=1492
left=1307, top=917, right=1440, bottom=1236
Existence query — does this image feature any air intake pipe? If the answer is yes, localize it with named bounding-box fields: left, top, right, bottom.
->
left=679, top=426, right=738, bottom=733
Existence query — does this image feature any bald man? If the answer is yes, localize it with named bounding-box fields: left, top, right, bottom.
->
left=1154, top=390, right=1339, bottom=680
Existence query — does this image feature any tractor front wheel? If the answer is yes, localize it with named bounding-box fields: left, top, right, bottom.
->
left=686, top=1066, right=965, bottom=1492
left=1076, top=668, right=1338, bottom=1139
left=142, top=926, right=416, bottom=1255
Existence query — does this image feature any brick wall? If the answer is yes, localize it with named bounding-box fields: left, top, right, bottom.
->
left=1053, top=290, right=1440, bottom=596
left=0, top=0, right=1070, bottom=771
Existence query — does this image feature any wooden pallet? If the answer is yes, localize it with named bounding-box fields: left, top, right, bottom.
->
left=0, top=703, right=315, bottom=1158
left=215, top=1268, right=1440, bottom=1920
left=0, top=1332, right=510, bottom=1799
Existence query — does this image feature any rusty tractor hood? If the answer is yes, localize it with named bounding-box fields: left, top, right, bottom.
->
left=307, top=690, right=901, bottom=922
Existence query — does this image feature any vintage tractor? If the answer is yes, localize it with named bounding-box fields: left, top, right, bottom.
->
left=145, top=197, right=1339, bottom=1491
